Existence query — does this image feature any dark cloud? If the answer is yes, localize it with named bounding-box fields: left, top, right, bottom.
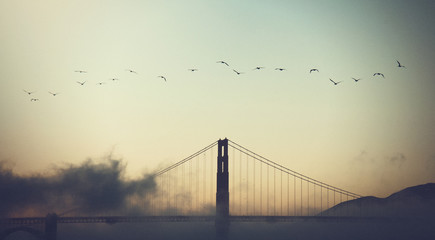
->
left=0, top=158, right=156, bottom=217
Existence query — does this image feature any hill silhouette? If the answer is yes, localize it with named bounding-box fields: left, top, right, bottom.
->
left=322, top=183, right=435, bottom=219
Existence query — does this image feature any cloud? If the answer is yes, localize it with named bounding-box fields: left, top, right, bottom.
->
left=0, top=157, right=156, bottom=217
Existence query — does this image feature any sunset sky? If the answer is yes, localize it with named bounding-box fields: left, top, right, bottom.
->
left=1, top=0, right=435, bottom=199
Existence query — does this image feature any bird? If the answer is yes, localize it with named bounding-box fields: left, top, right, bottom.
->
left=75, top=70, right=87, bottom=73
left=126, top=69, right=137, bottom=74
left=275, top=68, right=286, bottom=71
left=109, top=78, right=119, bottom=81
left=352, top=78, right=361, bottom=82
left=77, top=81, right=86, bottom=85
left=158, top=76, right=167, bottom=82
left=233, top=69, right=244, bottom=75
left=373, top=73, right=385, bottom=78
left=310, top=69, right=319, bottom=73
left=23, top=90, right=35, bottom=95
left=253, top=66, right=264, bottom=70
left=329, top=78, right=342, bottom=85
left=396, top=60, right=406, bottom=69
left=217, top=61, right=229, bottom=66
left=96, top=82, right=106, bottom=85
left=30, top=98, right=39, bottom=101
left=188, top=69, right=198, bottom=72
left=48, top=92, right=59, bottom=96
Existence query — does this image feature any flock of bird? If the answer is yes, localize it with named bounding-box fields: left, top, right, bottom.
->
left=22, top=60, right=406, bottom=102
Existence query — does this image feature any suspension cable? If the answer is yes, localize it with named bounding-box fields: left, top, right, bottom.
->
left=228, top=140, right=361, bottom=198
left=154, top=141, right=218, bottom=177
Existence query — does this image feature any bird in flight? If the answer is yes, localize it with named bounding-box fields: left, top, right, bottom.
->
left=75, top=70, right=87, bottom=73
left=48, top=92, right=59, bottom=96
left=275, top=68, right=286, bottom=71
left=352, top=78, right=361, bottom=82
left=126, top=69, right=137, bottom=74
left=329, top=78, right=342, bottom=85
left=217, top=61, right=229, bottom=66
left=109, top=78, right=119, bottom=81
left=396, top=60, right=406, bottom=69
left=23, top=90, right=35, bottom=95
left=97, top=82, right=106, bottom=85
left=233, top=69, right=244, bottom=75
left=77, top=81, right=86, bottom=85
left=373, top=73, right=385, bottom=78
left=188, top=69, right=198, bottom=72
left=253, top=66, right=264, bottom=70
left=158, top=76, right=167, bottom=82
left=30, top=98, right=39, bottom=101
left=310, top=69, right=319, bottom=73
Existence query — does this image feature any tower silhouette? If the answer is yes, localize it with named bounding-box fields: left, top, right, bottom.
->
left=216, top=138, right=229, bottom=238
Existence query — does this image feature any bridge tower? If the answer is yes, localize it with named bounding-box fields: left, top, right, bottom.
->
left=45, top=213, right=57, bottom=240
left=216, top=138, right=229, bottom=238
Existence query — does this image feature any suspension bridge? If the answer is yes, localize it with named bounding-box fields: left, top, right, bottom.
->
left=1, top=138, right=368, bottom=239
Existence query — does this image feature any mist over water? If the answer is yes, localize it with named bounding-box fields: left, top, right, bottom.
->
left=0, top=158, right=156, bottom=217
left=4, top=221, right=435, bottom=240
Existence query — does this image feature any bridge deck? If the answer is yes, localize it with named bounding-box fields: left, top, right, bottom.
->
left=1, top=215, right=387, bottom=225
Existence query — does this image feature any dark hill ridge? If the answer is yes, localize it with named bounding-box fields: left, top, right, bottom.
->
left=322, top=183, right=435, bottom=218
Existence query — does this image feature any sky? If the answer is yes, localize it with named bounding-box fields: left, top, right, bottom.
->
left=1, top=0, right=435, bottom=203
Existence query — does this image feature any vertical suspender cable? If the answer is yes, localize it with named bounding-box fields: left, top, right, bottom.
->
left=196, top=155, right=199, bottom=213
left=300, top=178, right=302, bottom=216
left=294, top=175, right=296, bottom=216
left=260, top=159, right=262, bottom=215
left=320, top=187, right=323, bottom=216
left=307, top=181, right=310, bottom=216
left=267, top=165, right=269, bottom=215
left=246, top=153, right=249, bottom=215
left=314, top=184, right=316, bottom=216
left=203, top=152, right=206, bottom=213
left=274, top=168, right=276, bottom=215
left=240, top=151, right=242, bottom=215
left=183, top=161, right=185, bottom=214
left=232, top=147, right=235, bottom=214
left=189, top=157, right=192, bottom=213
left=175, top=165, right=178, bottom=215
left=327, top=188, right=329, bottom=216
left=287, top=173, right=290, bottom=216
left=280, top=170, right=283, bottom=216
left=253, top=155, right=255, bottom=215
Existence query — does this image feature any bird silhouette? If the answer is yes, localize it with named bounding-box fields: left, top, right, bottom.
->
left=310, top=69, right=319, bottom=73
left=329, top=78, right=342, bottom=85
left=75, top=70, right=87, bottom=73
left=275, top=68, right=286, bottom=71
left=48, top=92, right=59, bottom=96
left=109, top=78, right=119, bottom=81
left=217, top=61, right=229, bottom=66
left=253, top=66, right=264, bottom=70
left=158, top=76, right=167, bottom=82
left=373, top=73, right=385, bottom=78
left=188, top=69, right=198, bottom=72
left=30, top=98, right=39, bottom=101
left=96, top=82, right=106, bottom=85
left=77, top=81, right=86, bottom=85
left=396, top=60, right=406, bottom=69
left=233, top=69, right=244, bottom=75
left=126, top=69, right=137, bottom=74
left=352, top=78, right=362, bottom=82
left=23, top=90, right=35, bottom=95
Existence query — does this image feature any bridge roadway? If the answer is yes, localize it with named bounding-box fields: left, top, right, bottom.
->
left=1, top=215, right=383, bottom=225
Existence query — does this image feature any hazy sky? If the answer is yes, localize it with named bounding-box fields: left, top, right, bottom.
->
left=1, top=0, right=435, bottom=198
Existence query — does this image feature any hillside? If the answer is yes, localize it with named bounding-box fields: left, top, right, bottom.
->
left=322, top=183, right=435, bottom=218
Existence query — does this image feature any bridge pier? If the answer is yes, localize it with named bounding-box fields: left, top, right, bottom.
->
left=216, top=138, right=229, bottom=239
left=45, top=213, right=57, bottom=240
